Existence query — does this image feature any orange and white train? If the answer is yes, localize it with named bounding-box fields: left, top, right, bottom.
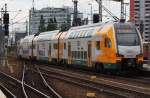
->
left=18, top=21, right=143, bottom=71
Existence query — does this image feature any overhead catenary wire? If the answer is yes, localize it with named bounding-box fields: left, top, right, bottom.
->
left=13, top=15, right=29, bottom=24
left=102, top=5, right=119, bottom=20
left=11, top=10, right=22, bottom=21
left=95, top=0, right=119, bottom=21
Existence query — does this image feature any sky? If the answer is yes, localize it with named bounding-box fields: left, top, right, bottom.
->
left=0, top=0, right=129, bottom=32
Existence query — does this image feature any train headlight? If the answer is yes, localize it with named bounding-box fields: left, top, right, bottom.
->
left=136, top=54, right=143, bottom=58
left=116, top=59, right=121, bottom=63
left=136, top=54, right=143, bottom=62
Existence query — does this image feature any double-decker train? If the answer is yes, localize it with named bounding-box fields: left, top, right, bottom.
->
left=18, top=21, right=143, bottom=71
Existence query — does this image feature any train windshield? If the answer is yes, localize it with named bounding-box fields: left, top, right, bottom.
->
left=114, top=23, right=140, bottom=46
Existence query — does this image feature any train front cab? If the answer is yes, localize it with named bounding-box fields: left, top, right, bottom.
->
left=114, top=22, right=143, bottom=70
left=95, top=22, right=143, bottom=71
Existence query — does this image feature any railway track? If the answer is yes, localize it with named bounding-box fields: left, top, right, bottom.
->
left=0, top=63, right=54, bottom=98
left=23, top=60, right=150, bottom=98
left=34, top=64, right=150, bottom=98
left=35, top=62, right=150, bottom=86
left=0, top=82, right=16, bottom=98
left=24, top=64, right=62, bottom=98
left=29, top=66, right=125, bottom=98
left=36, top=67, right=62, bottom=98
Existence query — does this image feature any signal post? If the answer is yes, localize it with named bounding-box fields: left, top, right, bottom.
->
left=1, top=4, right=9, bottom=66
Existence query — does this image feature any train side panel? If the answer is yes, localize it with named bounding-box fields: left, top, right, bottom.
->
left=96, top=24, right=118, bottom=70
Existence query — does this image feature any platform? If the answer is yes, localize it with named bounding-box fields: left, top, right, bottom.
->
left=0, top=89, right=6, bottom=98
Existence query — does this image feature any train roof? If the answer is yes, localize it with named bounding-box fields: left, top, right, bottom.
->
left=36, top=30, right=59, bottom=41
left=69, top=22, right=105, bottom=30
left=64, top=22, right=109, bottom=39
left=21, top=35, right=35, bottom=43
left=21, top=21, right=137, bottom=43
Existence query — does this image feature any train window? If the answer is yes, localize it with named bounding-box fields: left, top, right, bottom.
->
left=81, top=31, right=86, bottom=37
left=76, top=51, right=78, bottom=59
left=73, top=32, right=77, bottom=38
left=72, top=32, right=75, bottom=39
left=77, top=51, right=80, bottom=59
left=83, top=31, right=88, bottom=38
left=86, top=31, right=90, bottom=37
left=107, top=39, right=112, bottom=48
left=72, top=51, right=74, bottom=58
left=79, top=51, right=81, bottom=59
left=69, top=32, right=72, bottom=39
left=96, top=41, right=100, bottom=50
left=76, top=31, right=80, bottom=38
left=73, top=51, right=75, bottom=59
left=105, top=38, right=112, bottom=48
left=64, top=43, right=66, bottom=49
left=84, top=51, right=87, bottom=59
left=69, top=32, right=73, bottom=39
left=79, top=31, right=83, bottom=38
left=76, top=32, right=79, bottom=38
left=82, top=31, right=86, bottom=37
left=87, top=29, right=93, bottom=37
left=81, top=51, right=84, bottom=59
left=115, top=23, right=137, bottom=34
left=72, top=32, right=74, bottom=38
left=80, top=31, right=83, bottom=38
left=53, top=43, right=57, bottom=49
left=116, top=33, right=140, bottom=46
left=71, top=32, right=74, bottom=39
left=74, top=51, right=76, bottom=59
left=105, top=38, right=107, bottom=47
left=75, top=51, right=77, bottom=59
left=75, top=31, right=78, bottom=38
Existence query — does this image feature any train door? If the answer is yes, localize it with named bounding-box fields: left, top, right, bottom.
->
left=68, top=42, right=71, bottom=64
left=88, top=41, right=92, bottom=66
left=48, top=44, right=51, bottom=62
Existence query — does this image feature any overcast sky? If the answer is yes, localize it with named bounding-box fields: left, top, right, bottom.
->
left=0, top=0, right=129, bottom=31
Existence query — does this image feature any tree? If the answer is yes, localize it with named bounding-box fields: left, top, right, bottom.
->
left=38, top=15, right=46, bottom=33
left=53, top=17, right=57, bottom=30
left=47, top=17, right=57, bottom=31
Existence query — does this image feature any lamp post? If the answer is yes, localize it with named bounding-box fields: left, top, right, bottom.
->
left=88, top=3, right=93, bottom=24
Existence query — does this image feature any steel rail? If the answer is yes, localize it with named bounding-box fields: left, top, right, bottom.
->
left=43, top=71, right=130, bottom=97
left=0, top=70, right=51, bottom=98
left=33, top=67, right=129, bottom=98
left=35, top=62, right=150, bottom=88
left=22, top=64, right=28, bottom=98
left=36, top=67, right=62, bottom=98
left=0, top=83, right=17, bottom=98
left=38, top=66, right=150, bottom=97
